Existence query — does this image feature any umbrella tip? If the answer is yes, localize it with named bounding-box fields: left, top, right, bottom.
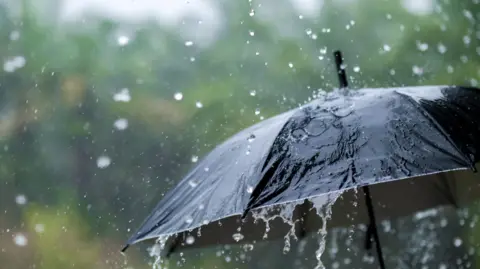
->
left=333, top=50, right=348, bottom=89
left=121, top=244, right=130, bottom=252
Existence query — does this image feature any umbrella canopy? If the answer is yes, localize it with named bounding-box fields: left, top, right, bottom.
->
left=123, top=84, right=480, bottom=251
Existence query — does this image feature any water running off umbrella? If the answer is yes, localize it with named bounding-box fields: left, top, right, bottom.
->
left=147, top=190, right=348, bottom=269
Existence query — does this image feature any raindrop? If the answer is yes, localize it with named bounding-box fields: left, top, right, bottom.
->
left=242, top=244, right=254, bottom=251
left=185, top=41, right=194, bottom=47
left=15, top=194, right=27, bottom=205
left=3, top=56, right=26, bottom=73
left=34, top=224, right=45, bottom=233
left=13, top=233, right=27, bottom=246
left=463, top=35, right=471, bottom=45
left=319, top=47, right=327, bottom=54
left=232, top=233, right=244, bottom=242
left=249, top=9, right=255, bottom=16
left=117, top=35, right=130, bottom=46
left=437, top=43, right=447, bottom=54
left=225, top=256, right=232, bottom=262
left=96, top=156, right=111, bottom=169
left=353, top=66, right=360, bottom=73
left=249, top=30, right=255, bottom=36
left=383, top=44, right=391, bottom=52
left=416, top=41, right=429, bottom=51
left=191, top=155, right=199, bottom=163
left=254, top=109, right=260, bottom=115
left=184, top=216, right=193, bottom=224
left=113, top=118, right=128, bottom=130
left=195, top=101, right=203, bottom=108
left=198, top=204, right=205, bottom=210
left=249, top=90, right=257, bottom=96
left=9, top=31, right=20, bottom=41
left=288, top=62, right=294, bottom=68
left=447, top=65, right=454, bottom=73
left=113, top=88, right=131, bottom=102
left=204, top=167, right=210, bottom=172
left=185, top=236, right=195, bottom=245
left=454, top=237, right=463, bottom=247
left=188, top=180, right=198, bottom=188
left=174, top=92, right=183, bottom=101
left=305, top=28, right=313, bottom=35
left=246, top=185, right=254, bottom=193
left=247, top=134, right=256, bottom=142
left=412, top=65, right=424, bottom=75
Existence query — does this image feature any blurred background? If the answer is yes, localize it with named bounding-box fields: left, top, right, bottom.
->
left=0, top=0, right=479, bottom=268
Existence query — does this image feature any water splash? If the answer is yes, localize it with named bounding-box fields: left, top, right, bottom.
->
left=310, top=192, right=343, bottom=269
left=251, top=199, right=304, bottom=253
left=149, top=236, right=170, bottom=269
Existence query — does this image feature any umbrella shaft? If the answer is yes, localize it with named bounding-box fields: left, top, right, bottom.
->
left=362, top=186, right=387, bottom=269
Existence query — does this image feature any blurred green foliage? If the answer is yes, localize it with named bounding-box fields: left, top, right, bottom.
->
left=0, top=0, right=479, bottom=268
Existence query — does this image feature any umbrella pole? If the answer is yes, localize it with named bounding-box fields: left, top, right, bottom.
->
left=362, top=186, right=387, bottom=269
left=333, top=51, right=387, bottom=269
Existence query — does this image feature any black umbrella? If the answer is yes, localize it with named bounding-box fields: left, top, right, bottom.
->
left=123, top=51, right=480, bottom=269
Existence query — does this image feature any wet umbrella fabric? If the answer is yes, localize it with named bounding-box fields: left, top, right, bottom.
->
left=123, top=85, right=480, bottom=266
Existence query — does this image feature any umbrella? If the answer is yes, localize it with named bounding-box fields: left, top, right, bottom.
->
left=122, top=51, right=480, bottom=269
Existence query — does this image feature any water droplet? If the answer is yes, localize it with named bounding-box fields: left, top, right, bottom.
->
left=195, top=101, right=203, bottom=108
left=185, top=236, right=195, bottom=245
left=353, top=66, right=360, bottom=73
left=204, top=167, right=210, bottom=172
left=113, top=118, right=128, bottom=130
left=96, top=156, right=111, bottom=169
left=13, top=233, right=27, bottom=247
left=15, top=194, right=27, bottom=205
left=247, top=134, right=256, bottom=142
left=242, top=244, right=254, bottom=251
left=232, top=233, right=244, bottom=242
left=185, top=216, right=193, bottom=224
left=254, top=108, right=260, bottom=115
left=3, top=56, right=26, bottom=72
left=117, top=35, right=130, bottom=46
left=34, top=224, right=45, bottom=233
left=185, top=41, right=194, bottom=47
left=249, top=90, right=257, bottom=96
left=198, top=204, right=205, bottom=210
left=249, top=9, right=255, bottom=16
left=188, top=180, right=198, bottom=188
left=174, top=92, right=183, bottom=101
left=305, top=28, right=313, bottom=35
left=113, top=88, right=131, bottom=102
left=288, top=62, right=294, bottom=68
left=437, top=43, right=447, bottom=54
left=249, top=30, right=255, bottom=36
left=246, top=185, right=254, bottom=193
left=383, top=44, right=391, bottom=52
left=416, top=41, right=429, bottom=51
left=412, top=65, right=424, bottom=75
left=463, top=35, right=471, bottom=45
left=9, top=31, right=20, bottom=41
left=191, top=155, right=199, bottom=163
left=454, top=237, right=463, bottom=247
